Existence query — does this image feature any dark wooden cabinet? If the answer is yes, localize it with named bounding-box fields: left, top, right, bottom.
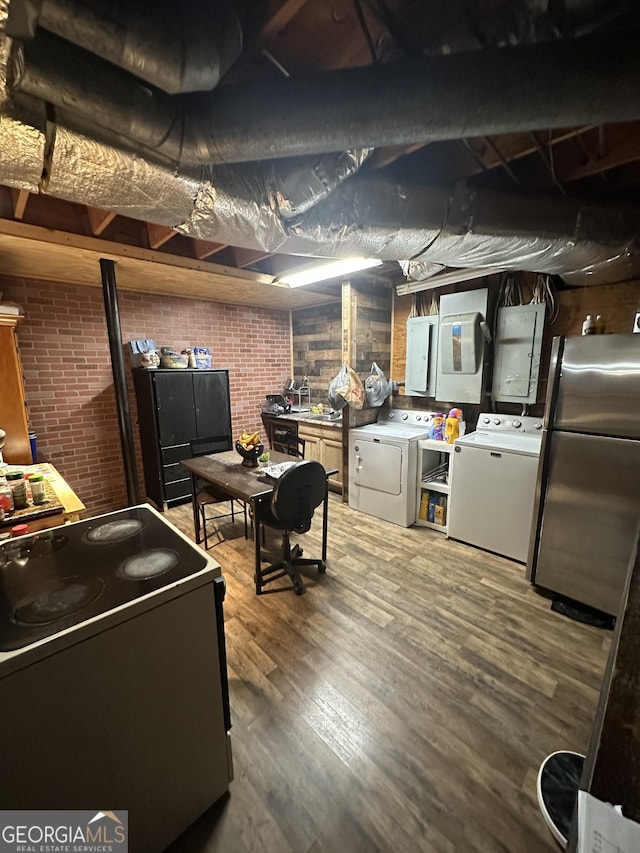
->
left=133, top=369, right=232, bottom=509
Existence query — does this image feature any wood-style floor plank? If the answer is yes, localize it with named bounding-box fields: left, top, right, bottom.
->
left=165, top=496, right=610, bottom=853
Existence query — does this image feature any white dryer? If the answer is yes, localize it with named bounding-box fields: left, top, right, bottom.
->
left=348, top=409, right=435, bottom=527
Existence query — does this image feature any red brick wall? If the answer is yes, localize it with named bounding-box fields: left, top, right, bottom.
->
left=0, top=276, right=291, bottom=516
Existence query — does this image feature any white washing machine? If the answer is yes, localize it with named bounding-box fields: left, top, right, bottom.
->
left=349, top=409, right=435, bottom=527
left=448, top=413, right=543, bottom=562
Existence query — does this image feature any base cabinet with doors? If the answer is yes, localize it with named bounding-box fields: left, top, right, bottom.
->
left=415, top=439, right=453, bottom=533
left=133, top=368, right=232, bottom=509
left=297, top=421, right=344, bottom=493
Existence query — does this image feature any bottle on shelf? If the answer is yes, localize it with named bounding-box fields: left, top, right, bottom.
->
left=0, top=476, right=13, bottom=521
left=6, top=470, right=28, bottom=509
left=29, top=473, right=47, bottom=505
left=595, top=315, right=605, bottom=334
left=582, top=314, right=596, bottom=335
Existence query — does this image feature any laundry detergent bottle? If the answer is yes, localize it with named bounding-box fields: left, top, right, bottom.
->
left=445, top=408, right=464, bottom=444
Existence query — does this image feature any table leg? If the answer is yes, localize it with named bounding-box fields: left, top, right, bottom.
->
left=322, top=477, right=329, bottom=563
left=190, top=473, right=200, bottom=545
left=253, top=498, right=263, bottom=595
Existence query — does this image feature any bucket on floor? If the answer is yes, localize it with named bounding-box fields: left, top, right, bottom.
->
left=29, top=432, right=37, bottom=463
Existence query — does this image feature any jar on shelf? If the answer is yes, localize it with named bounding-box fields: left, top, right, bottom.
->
left=0, top=477, right=13, bottom=520
left=6, top=470, right=28, bottom=509
left=29, top=473, right=47, bottom=505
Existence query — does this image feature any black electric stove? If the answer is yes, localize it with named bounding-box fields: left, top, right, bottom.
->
left=0, top=505, right=208, bottom=651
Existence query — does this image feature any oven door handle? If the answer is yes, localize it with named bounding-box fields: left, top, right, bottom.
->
left=214, top=576, right=232, bottom=732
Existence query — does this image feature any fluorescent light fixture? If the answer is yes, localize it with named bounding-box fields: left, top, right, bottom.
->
left=278, top=257, right=383, bottom=288
left=395, top=266, right=505, bottom=296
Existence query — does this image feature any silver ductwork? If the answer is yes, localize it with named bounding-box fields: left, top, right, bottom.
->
left=6, top=0, right=243, bottom=95
left=0, top=0, right=639, bottom=287
left=8, top=20, right=640, bottom=166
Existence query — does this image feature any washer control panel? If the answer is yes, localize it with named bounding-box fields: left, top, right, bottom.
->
left=383, top=408, right=436, bottom=427
left=477, top=413, right=542, bottom=435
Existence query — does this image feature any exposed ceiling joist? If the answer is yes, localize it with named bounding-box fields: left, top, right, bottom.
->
left=193, top=239, right=227, bottom=260
left=86, top=206, right=116, bottom=235
left=10, top=188, right=29, bottom=220
left=232, top=247, right=274, bottom=268
left=146, top=224, right=178, bottom=250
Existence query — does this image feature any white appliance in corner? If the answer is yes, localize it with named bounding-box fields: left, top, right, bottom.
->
left=349, top=408, right=435, bottom=527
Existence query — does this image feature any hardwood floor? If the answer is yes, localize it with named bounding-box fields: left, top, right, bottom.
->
left=165, top=497, right=610, bottom=853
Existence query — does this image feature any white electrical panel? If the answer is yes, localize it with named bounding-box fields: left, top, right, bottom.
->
left=492, top=303, right=545, bottom=403
left=405, top=315, right=439, bottom=397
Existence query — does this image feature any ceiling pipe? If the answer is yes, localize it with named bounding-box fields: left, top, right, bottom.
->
left=9, top=23, right=640, bottom=165
left=6, top=0, right=243, bottom=95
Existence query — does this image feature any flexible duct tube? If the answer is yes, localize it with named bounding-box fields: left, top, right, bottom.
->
left=31, top=0, right=242, bottom=94
left=11, top=25, right=640, bottom=165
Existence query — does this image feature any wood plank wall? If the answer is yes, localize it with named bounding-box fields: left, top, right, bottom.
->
left=292, top=282, right=392, bottom=406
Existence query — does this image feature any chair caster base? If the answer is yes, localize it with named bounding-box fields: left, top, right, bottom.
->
left=293, top=580, right=305, bottom=595
left=318, top=562, right=326, bottom=574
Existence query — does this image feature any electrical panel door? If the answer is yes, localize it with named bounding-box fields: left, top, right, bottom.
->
left=492, top=303, right=545, bottom=403
left=405, top=315, right=439, bottom=397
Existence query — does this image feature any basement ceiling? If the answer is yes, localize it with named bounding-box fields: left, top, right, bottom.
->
left=0, top=0, right=639, bottom=306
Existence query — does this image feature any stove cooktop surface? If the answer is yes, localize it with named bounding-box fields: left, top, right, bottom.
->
left=0, top=505, right=208, bottom=651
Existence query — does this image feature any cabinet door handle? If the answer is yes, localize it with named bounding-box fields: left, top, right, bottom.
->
left=490, top=451, right=501, bottom=458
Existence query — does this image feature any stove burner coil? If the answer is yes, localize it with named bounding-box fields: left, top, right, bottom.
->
left=117, top=549, right=179, bottom=580
left=85, top=519, right=144, bottom=543
left=12, top=576, right=105, bottom=625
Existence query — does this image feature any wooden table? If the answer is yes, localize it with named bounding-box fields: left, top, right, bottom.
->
left=181, top=450, right=333, bottom=594
left=0, top=463, right=85, bottom=534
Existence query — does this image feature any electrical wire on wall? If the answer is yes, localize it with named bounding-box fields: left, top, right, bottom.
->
left=530, top=273, right=559, bottom=323
left=409, top=291, right=439, bottom=318
left=497, top=272, right=525, bottom=308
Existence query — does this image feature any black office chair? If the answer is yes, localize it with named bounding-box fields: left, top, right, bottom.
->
left=189, top=439, right=248, bottom=549
left=258, top=460, right=327, bottom=595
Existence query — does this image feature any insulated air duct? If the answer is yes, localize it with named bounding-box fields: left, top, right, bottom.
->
left=1, top=0, right=640, bottom=287
left=6, top=0, right=243, bottom=94
left=8, top=24, right=640, bottom=165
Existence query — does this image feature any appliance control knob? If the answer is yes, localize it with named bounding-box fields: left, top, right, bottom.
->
left=493, top=418, right=500, bottom=425
left=534, top=422, right=542, bottom=430
left=388, top=412, right=395, bottom=419
left=483, top=417, right=490, bottom=424
left=415, top=416, right=421, bottom=421
left=512, top=419, right=521, bottom=428
left=401, top=413, right=409, bottom=420
left=354, top=444, right=360, bottom=451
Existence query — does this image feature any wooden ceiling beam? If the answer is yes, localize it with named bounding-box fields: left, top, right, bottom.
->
left=562, top=124, right=640, bottom=182
left=258, top=0, right=310, bottom=43
left=10, top=188, right=29, bottom=220
left=462, top=126, right=597, bottom=175
left=146, top=223, right=178, bottom=250
left=231, top=247, right=274, bottom=268
left=193, top=239, right=228, bottom=260
left=371, top=142, right=430, bottom=169
left=86, top=206, right=116, bottom=236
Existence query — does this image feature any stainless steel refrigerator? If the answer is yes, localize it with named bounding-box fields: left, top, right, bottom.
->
left=526, top=334, right=640, bottom=617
